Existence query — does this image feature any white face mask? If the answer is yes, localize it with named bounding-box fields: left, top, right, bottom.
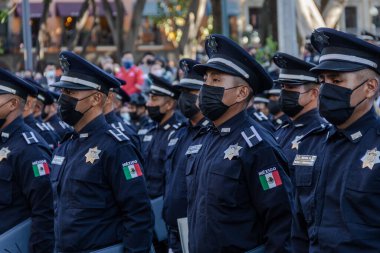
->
left=120, top=112, right=130, bottom=123
left=151, top=69, right=164, bottom=77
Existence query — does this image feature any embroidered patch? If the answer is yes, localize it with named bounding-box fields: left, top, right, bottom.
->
left=258, top=167, right=282, bottom=190
left=32, top=160, right=50, bottom=177
left=168, top=138, right=179, bottom=146
left=122, top=160, right=143, bottom=180
left=185, top=144, right=202, bottom=155
left=293, top=155, right=317, bottom=166
left=143, top=135, right=153, bottom=142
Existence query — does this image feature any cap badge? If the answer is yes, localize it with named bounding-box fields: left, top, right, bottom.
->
left=207, top=36, right=218, bottom=55
left=59, top=56, right=70, bottom=72
left=314, top=30, right=329, bottom=47
left=181, top=60, right=190, bottom=75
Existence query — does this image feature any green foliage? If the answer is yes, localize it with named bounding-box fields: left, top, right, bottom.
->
left=255, top=36, right=278, bottom=65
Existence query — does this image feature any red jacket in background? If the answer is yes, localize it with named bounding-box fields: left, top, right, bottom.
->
left=116, top=65, right=144, bottom=95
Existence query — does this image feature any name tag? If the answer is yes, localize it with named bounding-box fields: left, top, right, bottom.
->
left=185, top=144, right=202, bottom=155
left=143, top=135, right=153, bottom=142
left=293, top=155, right=317, bottom=166
left=138, top=129, right=148, bottom=135
left=52, top=155, right=65, bottom=165
left=168, top=138, right=178, bottom=146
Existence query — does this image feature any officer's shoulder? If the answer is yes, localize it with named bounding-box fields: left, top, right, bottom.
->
left=105, top=127, right=131, bottom=143
left=239, top=120, right=266, bottom=149
left=299, top=122, right=331, bottom=142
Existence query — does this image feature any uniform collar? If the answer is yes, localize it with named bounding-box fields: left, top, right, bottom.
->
left=1, top=116, right=24, bottom=143
left=35, top=115, right=43, bottom=123
left=24, top=114, right=36, bottom=125
left=72, top=115, right=108, bottom=140
left=215, top=110, right=248, bottom=136
left=104, top=111, right=119, bottom=123
left=328, top=108, right=378, bottom=143
left=159, top=113, right=181, bottom=130
left=282, top=108, right=320, bottom=129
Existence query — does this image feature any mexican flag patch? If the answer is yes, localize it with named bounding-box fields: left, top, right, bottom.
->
left=122, top=160, right=143, bottom=180
left=32, top=160, right=50, bottom=177
left=258, top=167, right=282, bottom=190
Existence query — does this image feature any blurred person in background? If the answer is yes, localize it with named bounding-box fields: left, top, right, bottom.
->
left=116, top=51, right=145, bottom=95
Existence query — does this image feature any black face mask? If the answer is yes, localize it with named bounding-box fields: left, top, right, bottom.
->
left=0, top=99, right=13, bottom=128
left=58, top=93, right=94, bottom=126
left=199, top=84, right=239, bottom=121
left=147, top=106, right=166, bottom=122
left=178, top=92, right=200, bottom=119
left=280, top=89, right=312, bottom=117
left=41, top=105, right=49, bottom=120
left=319, top=79, right=367, bottom=125
left=268, top=99, right=281, bottom=115
left=129, top=111, right=139, bottom=121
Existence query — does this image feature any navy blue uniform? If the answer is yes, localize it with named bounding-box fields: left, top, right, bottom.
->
left=25, top=114, right=60, bottom=149
left=270, top=113, right=290, bottom=129
left=141, top=113, right=184, bottom=199
left=274, top=109, right=327, bottom=184
left=133, top=115, right=153, bottom=133
left=45, top=114, right=73, bottom=141
left=247, top=107, right=275, bottom=132
left=0, top=116, right=54, bottom=252
left=186, top=111, right=292, bottom=253
left=163, top=118, right=210, bottom=252
left=51, top=115, right=153, bottom=252
left=292, top=109, right=380, bottom=252
left=105, top=111, right=141, bottom=151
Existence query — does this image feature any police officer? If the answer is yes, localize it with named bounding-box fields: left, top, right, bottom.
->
left=187, top=34, right=292, bottom=253
left=272, top=52, right=326, bottom=184
left=104, top=85, right=141, bottom=151
left=141, top=73, right=184, bottom=200
left=113, top=79, right=131, bottom=119
left=128, top=93, right=152, bottom=133
left=247, top=94, right=275, bottom=132
left=267, top=83, right=290, bottom=128
left=163, top=59, right=210, bottom=253
left=23, top=78, right=60, bottom=149
left=0, top=68, right=54, bottom=252
left=43, top=91, right=73, bottom=141
left=50, top=51, right=153, bottom=252
left=292, top=28, right=380, bottom=252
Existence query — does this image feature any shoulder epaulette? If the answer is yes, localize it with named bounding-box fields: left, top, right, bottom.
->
left=111, top=122, right=125, bottom=132
left=241, top=125, right=263, bottom=148
left=299, top=123, right=331, bottom=142
left=107, top=129, right=130, bottom=142
left=22, top=131, right=40, bottom=144
left=253, top=111, right=268, bottom=122
left=36, top=122, right=50, bottom=132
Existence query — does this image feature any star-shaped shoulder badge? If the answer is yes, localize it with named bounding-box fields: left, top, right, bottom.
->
left=0, top=147, right=10, bottom=161
left=59, top=56, right=70, bottom=72
left=224, top=143, right=242, bottom=160
left=85, top=146, right=101, bottom=164
left=361, top=148, right=380, bottom=170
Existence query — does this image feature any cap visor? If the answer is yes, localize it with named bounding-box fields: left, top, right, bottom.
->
left=50, top=81, right=95, bottom=90
left=193, top=62, right=240, bottom=77
left=149, top=90, right=170, bottom=96
left=274, top=80, right=312, bottom=86
left=311, top=60, right=368, bottom=73
left=175, top=83, right=202, bottom=90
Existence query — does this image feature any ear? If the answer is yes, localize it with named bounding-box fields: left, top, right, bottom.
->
left=165, top=98, right=176, bottom=111
left=236, top=86, right=250, bottom=103
left=365, top=78, right=379, bottom=98
left=310, top=87, right=319, bottom=101
left=8, top=97, right=19, bottom=111
left=105, top=92, right=113, bottom=105
left=92, top=92, right=104, bottom=106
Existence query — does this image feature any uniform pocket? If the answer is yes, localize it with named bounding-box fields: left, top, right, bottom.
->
left=208, top=161, right=241, bottom=207
left=0, top=163, right=12, bottom=205
left=69, top=164, right=107, bottom=208
left=342, top=161, right=380, bottom=230
left=295, top=166, right=313, bottom=187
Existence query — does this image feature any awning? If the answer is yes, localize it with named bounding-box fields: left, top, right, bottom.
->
left=56, top=2, right=118, bottom=17
left=16, top=3, right=51, bottom=18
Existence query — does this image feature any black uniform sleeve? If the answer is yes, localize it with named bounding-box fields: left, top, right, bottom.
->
left=291, top=194, right=310, bottom=252
left=106, top=142, right=153, bottom=253
left=244, top=145, right=292, bottom=253
left=15, top=144, right=54, bottom=253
